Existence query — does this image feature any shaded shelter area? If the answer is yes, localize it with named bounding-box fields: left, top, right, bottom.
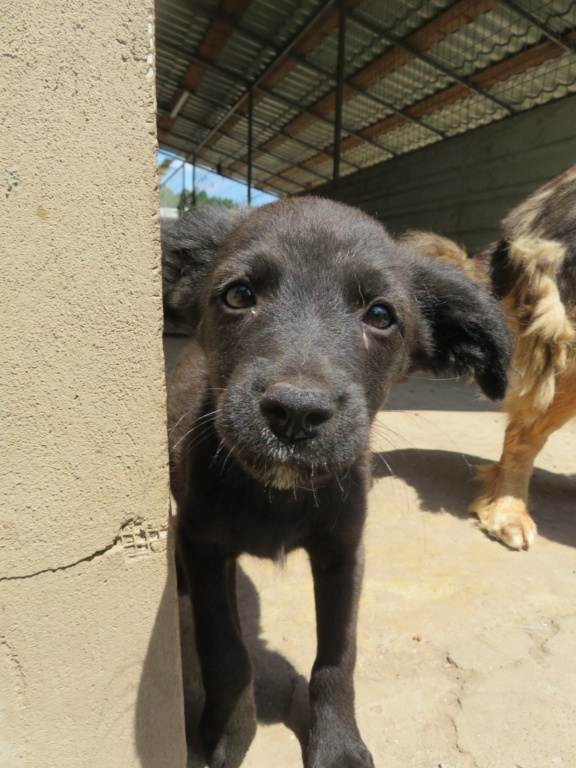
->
left=155, top=0, right=576, bottom=201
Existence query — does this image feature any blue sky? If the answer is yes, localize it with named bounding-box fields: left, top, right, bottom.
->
left=158, top=149, right=277, bottom=208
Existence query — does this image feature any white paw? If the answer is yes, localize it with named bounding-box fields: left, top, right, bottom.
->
left=477, top=498, right=537, bottom=550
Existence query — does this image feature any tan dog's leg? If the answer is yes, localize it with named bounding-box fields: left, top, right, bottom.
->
left=471, top=371, right=576, bottom=549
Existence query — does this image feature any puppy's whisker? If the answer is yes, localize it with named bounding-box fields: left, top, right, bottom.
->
left=171, top=412, right=221, bottom=455
left=370, top=421, right=415, bottom=452
left=177, top=431, right=219, bottom=466
left=168, top=411, right=189, bottom=436
left=193, top=408, right=222, bottom=425
left=170, top=422, right=211, bottom=455
left=371, top=449, right=412, bottom=514
left=220, top=445, right=236, bottom=475
left=374, top=452, right=394, bottom=477
left=392, top=410, right=473, bottom=473
left=405, top=374, right=465, bottom=382
left=168, top=408, right=218, bottom=446
left=335, top=472, right=344, bottom=495
left=210, top=440, right=226, bottom=469
left=185, top=428, right=218, bottom=455
left=310, top=478, right=319, bottom=508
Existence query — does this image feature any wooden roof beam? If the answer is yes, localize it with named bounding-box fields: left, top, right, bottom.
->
left=263, top=29, right=576, bottom=183
left=223, top=0, right=497, bottom=177
left=158, top=0, right=254, bottom=136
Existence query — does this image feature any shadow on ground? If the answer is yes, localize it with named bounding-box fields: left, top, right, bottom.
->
left=135, top=536, right=187, bottom=768
left=373, top=447, right=576, bottom=549
left=384, top=375, right=500, bottom=413
left=179, top=567, right=311, bottom=767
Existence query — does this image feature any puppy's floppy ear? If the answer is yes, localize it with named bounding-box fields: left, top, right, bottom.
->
left=162, top=206, right=246, bottom=327
left=409, top=259, right=513, bottom=400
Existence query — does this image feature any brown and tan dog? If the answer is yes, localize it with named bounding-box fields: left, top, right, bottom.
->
left=406, top=166, right=576, bottom=550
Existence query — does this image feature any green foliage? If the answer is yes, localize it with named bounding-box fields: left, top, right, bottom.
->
left=158, top=158, right=173, bottom=181
left=159, top=186, right=237, bottom=209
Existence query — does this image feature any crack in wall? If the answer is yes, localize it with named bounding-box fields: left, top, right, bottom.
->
left=0, top=519, right=170, bottom=582
left=0, top=540, right=119, bottom=582
left=0, top=636, right=27, bottom=699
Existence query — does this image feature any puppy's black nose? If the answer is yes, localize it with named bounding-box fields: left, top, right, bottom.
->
left=260, top=384, right=334, bottom=441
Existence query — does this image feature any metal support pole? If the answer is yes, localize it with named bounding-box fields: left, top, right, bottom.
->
left=333, top=0, right=346, bottom=180
left=161, top=157, right=185, bottom=189
left=500, top=0, right=576, bottom=54
left=192, top=154, right=196, bottom=207
left=247, top=87, right=253, bottom=205
left=177, top=161, right=186, bottom=217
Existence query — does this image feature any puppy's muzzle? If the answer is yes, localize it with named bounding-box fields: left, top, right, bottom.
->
left=260, top=383, right=334, bottom=442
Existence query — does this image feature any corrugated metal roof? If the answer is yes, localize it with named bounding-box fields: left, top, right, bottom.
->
left=155, top=0, right=576, bottom=197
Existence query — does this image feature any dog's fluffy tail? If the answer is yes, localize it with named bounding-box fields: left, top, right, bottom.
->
left=500, top=236, right=575, bottom=413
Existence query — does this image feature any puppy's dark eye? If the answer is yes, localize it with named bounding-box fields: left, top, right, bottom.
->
left=223, top=284, right=255, bottom=309
left=363, top=303, right=395, bottom=330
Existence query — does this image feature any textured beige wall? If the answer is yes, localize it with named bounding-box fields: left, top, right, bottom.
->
left=0, top=2, right=186, bottom=766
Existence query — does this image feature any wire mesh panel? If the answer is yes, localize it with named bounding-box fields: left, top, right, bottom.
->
left=155, top=0, right=576, bottom=198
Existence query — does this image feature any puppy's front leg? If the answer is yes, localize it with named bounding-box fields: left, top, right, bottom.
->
left=185, top=549, right=257, bottom=768
left=307, top=540, right=374, bottom=768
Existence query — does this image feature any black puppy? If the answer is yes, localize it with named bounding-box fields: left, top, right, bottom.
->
left=163, top=198, right=511, bottom=768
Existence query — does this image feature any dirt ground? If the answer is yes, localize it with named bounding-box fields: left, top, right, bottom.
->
left=164, top=337, right=576, bottom=768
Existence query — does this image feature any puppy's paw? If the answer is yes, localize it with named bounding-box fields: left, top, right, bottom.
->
left=201, top=691, right=257, bottom=768
left=206, top=729, right=255, bottom=768
left=308, top=733, right=375, bottom=768
left=473, top=496, right=537, bottom=550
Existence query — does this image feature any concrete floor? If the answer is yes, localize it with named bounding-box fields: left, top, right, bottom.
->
left=164, top=337, right=576, bottom=768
